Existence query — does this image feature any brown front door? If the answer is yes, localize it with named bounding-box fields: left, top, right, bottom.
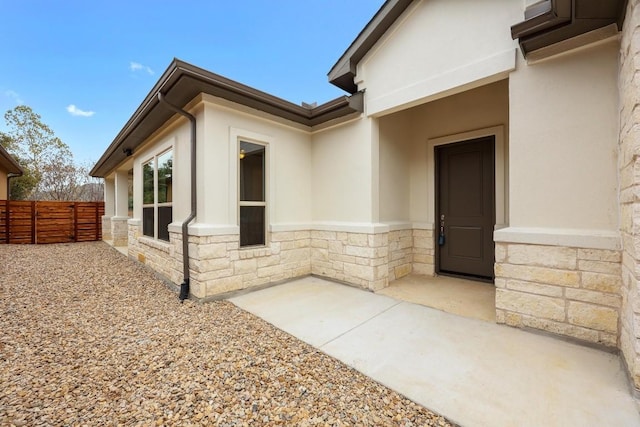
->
left=436, top=136, right=495, bottom=280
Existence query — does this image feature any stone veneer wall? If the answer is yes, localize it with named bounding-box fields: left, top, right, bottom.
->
left=388, top=229, right=412, bottom=281
left=102, top=216, right=112, bottom=241
left=495, top=243, right=621, bottom=348
left=127, top=223, right=438, bottom=298
left=311, top=230, right=389, bottom=291
left=620, top=0, right=640, bottom=389
left=413, top=228, right=435, bottom=276
left=111, top=218, right=129, bottom=247
left=128, top=224, right=311, bottom=299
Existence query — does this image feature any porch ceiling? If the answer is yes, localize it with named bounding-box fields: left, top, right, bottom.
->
left=90, top=59, right=363, bottom=178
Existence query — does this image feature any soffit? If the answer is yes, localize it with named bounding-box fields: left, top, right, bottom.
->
left=0, top=144, right=23, bottom=175
left=91, top=59, right=362, bottom=177
left=511, top=0, right=628, bottom=57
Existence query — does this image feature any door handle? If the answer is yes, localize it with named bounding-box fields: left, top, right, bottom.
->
left=439, top=214, right=445, bottom=246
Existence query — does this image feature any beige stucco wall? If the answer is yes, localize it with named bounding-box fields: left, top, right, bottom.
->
left=379, top=113, right=411, bottom=223
left=0, top=168, right=7, bottom=199
left=200, top=98, right=312, bottom=231
left=311, top=118, right=376, bottom=224
left=358, top=0, right=520, bottom=116
left=508, top=40, right=619, bottom=233
left=377, top=80, right=509, bottom=227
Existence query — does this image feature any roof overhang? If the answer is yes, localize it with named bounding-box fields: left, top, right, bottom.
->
left=511, top=0, right=628, bottom=58
left=0, top=144, right=24, bottom=176
left=328, top=0, right=414, bottom=94
left=90, top=59, right=364, bottom=178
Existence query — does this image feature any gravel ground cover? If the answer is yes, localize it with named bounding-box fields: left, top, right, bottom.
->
left=0, top=242, right=453, bottom=426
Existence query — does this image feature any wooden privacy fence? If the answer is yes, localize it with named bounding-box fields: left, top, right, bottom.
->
left=0, top=201, right=104, bottom=244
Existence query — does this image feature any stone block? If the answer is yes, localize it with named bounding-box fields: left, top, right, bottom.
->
left=577, top=248, right=622, bottom=263
left=519, top=315, right=600, bottom=344
left=206, top=276, right=243, bottom=296
left=495, top=289, right=566, bottom=321
left=311, top=238, right=329, bottom=249
left=272, top=231, right=296, bottom=242
left=312, top=231, right=337, bottom=240
left=344, top=263, right=375, bottom=281
left=197, top=243, right=228, bottom=260
left=233, top=258, right=257, bottom=275
left=345, top=245, right=376, bottom=258
left=394, top=264, right=411, bottom=279
left=495, top=243, right=507, bottom=263
left=578, top=260, right=621, bottom=275
left=495, top=263, right=580, bottom=288
left=294, top=230, right=311, bottom=240
left=412, top=264, right=434, bottom=276
left=581, top=272, right=622, bottom=294
left=368, top=233, right=388, bottom=248
left=348, top=233, right=369, bottom=247
left=565, top=288, right=621, bottom=308
left=257, top=255, right=280, bottom=268
left=567, top=302, right=618, bottom=333
left=505, top=280, right=564, bottom=297
left=507, top=244, right=576, bottom=269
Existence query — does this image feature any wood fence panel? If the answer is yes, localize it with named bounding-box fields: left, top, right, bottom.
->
left=6, top=201, right=35, bottom=244
left=36, top=202, right=75, bottom=244
left=0, top=200, right=104, bottom=244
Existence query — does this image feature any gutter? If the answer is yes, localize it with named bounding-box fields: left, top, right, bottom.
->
left=157, top=93, right=196, bottom=302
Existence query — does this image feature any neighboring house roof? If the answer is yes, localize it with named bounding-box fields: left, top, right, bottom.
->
left=328, top=0, right=629, bottom=93
left=91, top=59, right=364, bottom=178
left=0, top=144, right=24, bottom=176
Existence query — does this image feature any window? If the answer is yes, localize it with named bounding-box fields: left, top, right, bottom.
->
left=239, top=141, right=265, bottom=247
left=142, top=150, right=173, bottom=241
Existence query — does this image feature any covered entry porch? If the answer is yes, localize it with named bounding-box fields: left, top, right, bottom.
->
left=376, top=78, right=509, bottom=321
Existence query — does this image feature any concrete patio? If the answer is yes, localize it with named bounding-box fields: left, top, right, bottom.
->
left=230, top=276, right=640, bottom=427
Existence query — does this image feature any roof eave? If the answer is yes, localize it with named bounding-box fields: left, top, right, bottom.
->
left=91, top=59, right=364, bottom=178
left=327, top=0, right=414, bottom=94
left=0, top=145, right=24, bottom=175
left=511, top=0, right=628, bottom=58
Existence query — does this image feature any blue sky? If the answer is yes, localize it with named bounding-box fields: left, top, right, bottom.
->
left=0, top=0, right=385, bottom=165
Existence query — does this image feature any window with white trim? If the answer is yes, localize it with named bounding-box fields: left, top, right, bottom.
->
left=239, top=141, right=266, bottom=247
left=142, top=149, right=173, bottom=241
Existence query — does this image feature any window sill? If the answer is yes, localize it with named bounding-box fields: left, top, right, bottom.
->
left=138, top=236, right=172, bottom=253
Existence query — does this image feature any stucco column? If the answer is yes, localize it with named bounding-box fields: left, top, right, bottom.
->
left=102, top=177, right=115, bottom=241
left=619, top=0, right=640, bottom=392
left=111, top=170, right=130, bottom=246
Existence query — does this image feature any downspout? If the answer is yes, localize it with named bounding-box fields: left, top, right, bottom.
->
left=157, top=93, right=196, bottom=302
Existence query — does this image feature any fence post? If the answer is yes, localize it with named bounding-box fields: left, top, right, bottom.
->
left=95, top=203, right=100, bottom=241
left=31, top=201, right=36, bottom=244
left=4, top=201, right=9, bottom=244
left=73, top=203, right=78, bottom=242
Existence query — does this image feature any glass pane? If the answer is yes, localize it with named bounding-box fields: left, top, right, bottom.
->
left=143, top=207, right=154, bottom=237
left=240, top=141, right=264, bottom=202
left=240, top=206, right=265, bottom=247
left=157, top=150, right=173, bottom=204
left=143, top=161, right=154, bottom=205
left=158, top=206, right=172, bottom=242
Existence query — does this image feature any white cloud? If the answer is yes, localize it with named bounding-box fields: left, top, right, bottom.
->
left=66, top=104, right=95, bottom=117
left=130, top=61, right=154, bottom=75
left=4, top=90, right=24, bottom=104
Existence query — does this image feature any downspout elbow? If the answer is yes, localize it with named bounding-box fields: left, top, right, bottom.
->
left=157, top=93, right=197, bottom=302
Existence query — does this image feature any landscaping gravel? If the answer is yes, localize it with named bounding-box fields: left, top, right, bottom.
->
left=0, top=242, right=453, bottom=426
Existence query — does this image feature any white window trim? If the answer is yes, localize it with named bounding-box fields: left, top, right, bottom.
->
left=229, top=127, right=273, bottom=248
left=141, top=148, right=173, bottom=241
left=238, top=140, right=268, bottom=248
